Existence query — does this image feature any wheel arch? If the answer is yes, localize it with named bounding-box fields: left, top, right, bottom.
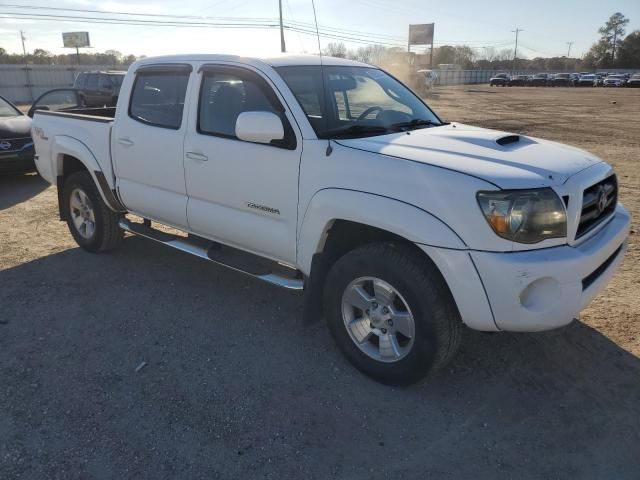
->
left=52, top=136, right=125, bottom=217
left=297, top=188, right=466, bottom=275
left=298, top=189, right=467, bottom=325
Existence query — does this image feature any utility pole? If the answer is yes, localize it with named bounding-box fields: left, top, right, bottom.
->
left=20, top=30, right=33, bottom=102
left=20, top=30, right=27, bottom=59
left=511, top=28, right=523, bottom=74
left=278, top=0, right=286, bottom=53
left=566, top=41, right=574, bottom=70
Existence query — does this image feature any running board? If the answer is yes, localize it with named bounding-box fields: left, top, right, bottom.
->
left=118, top=218, right=303, bottom=291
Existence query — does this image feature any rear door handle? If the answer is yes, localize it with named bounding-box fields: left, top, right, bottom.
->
left=117, top=137, right=134, bottom=147
left=186, top=151, right=209, bottom=162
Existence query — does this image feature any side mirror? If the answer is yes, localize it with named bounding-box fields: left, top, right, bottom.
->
left=235, top=111, right=284, bottom=145
left=27, top=105, right=50, bottom=118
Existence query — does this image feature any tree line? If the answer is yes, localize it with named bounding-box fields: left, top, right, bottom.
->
left=324, top=12, right=639, bottom=71
left=0, top=48, right=139, bottom=66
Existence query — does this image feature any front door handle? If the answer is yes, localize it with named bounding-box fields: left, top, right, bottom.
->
left=186, top=151, right=209, bottom=162
left=117, top=137, right=134, bottom=147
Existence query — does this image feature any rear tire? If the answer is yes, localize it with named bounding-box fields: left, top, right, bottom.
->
left=323, top=242, right=462, bottom=385
left=62, top=171, right=123, bottom=253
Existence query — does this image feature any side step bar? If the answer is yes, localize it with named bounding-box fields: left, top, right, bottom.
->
left=118, top=218, right=304, bottom=291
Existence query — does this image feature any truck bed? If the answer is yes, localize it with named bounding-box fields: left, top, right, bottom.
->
left=32, top=108, right=116, bottom=188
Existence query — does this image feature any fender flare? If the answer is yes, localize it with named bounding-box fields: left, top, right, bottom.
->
left=52, top=135, right=125, bottom=212
left=297, top=188, right=467, bottom=275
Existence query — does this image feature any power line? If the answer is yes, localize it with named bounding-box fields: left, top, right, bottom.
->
left=0, top=3, right=408, bottom=41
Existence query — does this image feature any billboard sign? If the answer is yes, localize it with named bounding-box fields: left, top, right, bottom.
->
left=62, top=32, right=90, bottom=48
left=409, top=24, right=434, bottom=45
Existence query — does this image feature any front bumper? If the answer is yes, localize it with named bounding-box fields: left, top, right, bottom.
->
left=0, top=144, right=35, bottom=173
left=420, top=204, right=630, bottom=332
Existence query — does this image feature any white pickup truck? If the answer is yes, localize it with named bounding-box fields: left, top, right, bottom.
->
left=32, top=54, right=630, bottom=384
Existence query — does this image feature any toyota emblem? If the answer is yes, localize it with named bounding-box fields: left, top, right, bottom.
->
left=597, top=188, right=608, bottom=213
left=0, top=140, right=11, bottom=150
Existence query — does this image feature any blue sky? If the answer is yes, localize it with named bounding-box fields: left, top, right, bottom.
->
left=0, top=0, right=638, bottom=59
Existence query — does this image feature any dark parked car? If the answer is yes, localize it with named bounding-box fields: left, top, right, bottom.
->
left=626, top=73, right=640, bottom=87
left=489, top=73, right=510, bottom=86
left=0, top=95, right=35, bottom=174
left=576, top=74, right=596, bottom=87
left=73, top=70, right=126, bottom=107
left=548, top=73, right=574, bottom=87
left=508, top=74, right=529, bottom=86
left=529, top=73, right=549, bottom=86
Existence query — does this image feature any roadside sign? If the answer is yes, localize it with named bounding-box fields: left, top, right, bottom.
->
left=409, top=24, right=434, bottom=46
left=62, top=32, right=90, bottom=48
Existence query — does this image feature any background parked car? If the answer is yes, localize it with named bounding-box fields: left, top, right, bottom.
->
left=626, top=73, right=640, bottom=87
left=576, top=74, right=597, bottom=87
left=508, top=74, right=529, bottom=86
left=489, top=73, right=510, bottom=86
left=529, top=73, right=549, bottom=86
left=0, top=95, right=34, bottom=174
left=549, top=73, right=574, bottom=87
left=603, top=74, right=627, bottom=87
left=595, top=73, right=606, bottom=86
left=73, top=71, right=126, bottom=107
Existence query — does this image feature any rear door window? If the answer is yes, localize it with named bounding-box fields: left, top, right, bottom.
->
left=99, top=75, right=111, bottom=89
left=129, top=70, right=190, bottom=129
left=87, top=74, right=99, bottom=89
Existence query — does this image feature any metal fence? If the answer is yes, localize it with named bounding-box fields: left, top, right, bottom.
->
left=0, top=64, right=637, bottom=103
left=0, top=64, right=127, bottom=104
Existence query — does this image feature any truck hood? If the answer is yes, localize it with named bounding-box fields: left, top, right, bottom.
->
left=336, top=123, right=602, bottom=189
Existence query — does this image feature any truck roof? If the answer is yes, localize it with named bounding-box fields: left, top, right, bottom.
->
left=131, top=53, right=373, bottom=70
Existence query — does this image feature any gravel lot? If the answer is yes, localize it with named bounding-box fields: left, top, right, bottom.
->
left=1, top=85, right=639, bottom=479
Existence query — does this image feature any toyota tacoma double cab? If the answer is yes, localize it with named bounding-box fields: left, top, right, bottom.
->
left=31, top=54, right=630, bottom=385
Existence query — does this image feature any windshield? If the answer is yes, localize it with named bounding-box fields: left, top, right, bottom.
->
left=582, top=75, right=595, bottom=79
left=609, top=75, right=625, bottom=79
left=556, top=74, right=570, bottom=78
left=0, top=97, right=20, bottom=117
left=276, top=65, right=442, bottom=139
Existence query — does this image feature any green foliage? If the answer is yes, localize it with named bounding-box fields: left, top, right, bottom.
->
left=585, top=12, right=635, bottom=68
left=617, top=31, right=640, bottom=68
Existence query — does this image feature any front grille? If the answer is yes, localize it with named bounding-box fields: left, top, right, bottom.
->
left=576, top=175, right=617, bottom=239
left=0, top=137, right=32, bottom=152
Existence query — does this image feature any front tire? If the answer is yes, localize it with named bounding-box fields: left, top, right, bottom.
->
left=62, top=171, right=123, bottom=252
left=323, top=243, right=462, bottom=385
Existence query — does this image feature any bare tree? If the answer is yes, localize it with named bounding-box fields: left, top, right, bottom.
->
left=322, top=42, right=347, bottom=59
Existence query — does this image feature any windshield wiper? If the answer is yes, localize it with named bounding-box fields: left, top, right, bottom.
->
left=390, top=119, right=440, bottom=130
left=321, top=125, right=396, bottom=139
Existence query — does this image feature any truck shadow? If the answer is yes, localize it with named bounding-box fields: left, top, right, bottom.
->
left=1, top=238, right=639, bottom=477
left=0, top=172, right=48, bottom=210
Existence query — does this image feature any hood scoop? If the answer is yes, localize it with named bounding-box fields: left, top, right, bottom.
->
left=496, top=134, right=520, bottom=146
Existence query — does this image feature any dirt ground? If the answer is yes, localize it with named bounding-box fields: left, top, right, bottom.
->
left=1, top=85, right=639, bottom=479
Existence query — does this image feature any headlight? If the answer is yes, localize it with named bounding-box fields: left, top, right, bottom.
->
left=477, top=188, right=567, bottom=243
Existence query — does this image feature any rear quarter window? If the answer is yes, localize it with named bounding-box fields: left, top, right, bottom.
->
left=129, top=71, right=190, bottom=129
